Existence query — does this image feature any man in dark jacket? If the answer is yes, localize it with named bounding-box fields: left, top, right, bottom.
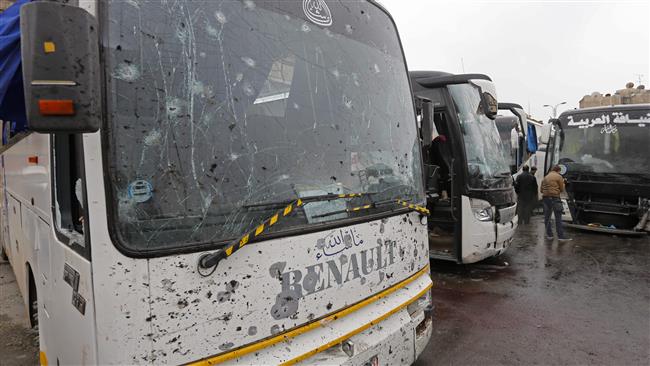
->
left=515, top=165, right=538, bottom=224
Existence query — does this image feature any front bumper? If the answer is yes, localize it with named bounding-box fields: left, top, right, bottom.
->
left=204, top=268, right=434, bottom=365
left=301, top=303, right=433, bottom=366
left=461, top=222, right=516, bottom=266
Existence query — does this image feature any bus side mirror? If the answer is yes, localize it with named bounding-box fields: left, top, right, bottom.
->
left=482, top=92, right=498, bottom=119
left=21, top=2, right=101, bottom=133
left=418, top=98, right=434, bottom=148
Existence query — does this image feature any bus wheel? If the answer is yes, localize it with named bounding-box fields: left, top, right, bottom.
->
left=0, top=244, right=7, bottom=261
left=28, top=269, right=38, bottom=328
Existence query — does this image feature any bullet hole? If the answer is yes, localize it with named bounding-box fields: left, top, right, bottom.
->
left=116, top=45, right=122, bottom=51
left=219, top=342, right=234, bottom=351
left=217, top=312, right=232, bottom=322
left=326, top=302, right=333, bottom=310
left=177, top=299, right=188, bottom=309
left=330, top=176, right=337, bottom=181
left=236, top=326, right=242, bottom=331
left=248, top=326, right=258, bottom=336
left=217, top=291, right=231, bottom=303
left=228, top=123, right=236, bottom=131
left=209, top=164, right=217, bottom=173
left=227, top=280, right=239, bottom=292
left=206, top=291, right=213, bottom=299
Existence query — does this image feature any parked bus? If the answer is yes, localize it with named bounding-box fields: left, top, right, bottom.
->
left=410, top=71, right=518, bottom=264
left=497, top=103, right=549, bottom=198
left=546, top=103, right=650, bottom=235
left=0, top=1, right=434, bottom=364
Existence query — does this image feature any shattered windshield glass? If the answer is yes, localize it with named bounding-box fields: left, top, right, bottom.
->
left=558, top=109, right=650, bottom=176
left=102, top=0, right=423, bottom=252
left=448, top=83, right=511, bottom=189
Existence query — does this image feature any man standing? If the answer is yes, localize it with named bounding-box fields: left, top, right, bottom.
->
left=540, top=166, right=571, bottom=241
left=515, top=165, right=537, bottom=224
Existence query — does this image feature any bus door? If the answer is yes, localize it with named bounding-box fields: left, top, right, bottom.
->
left=426, top=108, right=461, bottom=260
left=37, top=134, right=97, bottom=365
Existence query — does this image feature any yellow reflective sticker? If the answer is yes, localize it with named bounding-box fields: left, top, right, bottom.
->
left=283, top=204, right=293, bottom=216
left=255, top=224, right=264, bottom=236
left=43, top=42, right=56, bottom=54
left=240, top=234, right=250, bottom=247
left=269, top=214, right=279, bottom=226
left=226, top=246, right=234, bottom=256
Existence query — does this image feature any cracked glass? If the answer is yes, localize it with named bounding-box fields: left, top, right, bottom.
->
left=102, top=0, right=423, bottom=252
left=448, top=83, right=511, bottom=189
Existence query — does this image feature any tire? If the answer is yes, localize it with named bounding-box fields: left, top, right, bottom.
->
left=28, top=269, right=38, bottom=328
left=0, top=243, right=7, bottom=261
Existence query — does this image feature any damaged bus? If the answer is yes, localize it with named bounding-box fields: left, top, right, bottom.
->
left=546, top=103, right=650, bottom=235
left=410, top=71, right=518, bottom=264
left=0, top=0, right=434, bottom=364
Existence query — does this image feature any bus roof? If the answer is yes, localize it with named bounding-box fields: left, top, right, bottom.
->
left=498, top=102, right=524, bottom=110
left=559, top=103, right=650, bottom=118
left=410, top=71, right=492, bottom=89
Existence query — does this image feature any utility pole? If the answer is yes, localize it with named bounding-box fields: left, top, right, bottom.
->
left=543, top=101, right=567, bottom=118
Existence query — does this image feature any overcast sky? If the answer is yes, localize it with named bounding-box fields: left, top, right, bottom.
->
left=379, top=0, right=650, bottom=120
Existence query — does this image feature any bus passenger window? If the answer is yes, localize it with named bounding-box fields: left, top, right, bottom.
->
left=53, top=134, right=86, bottom=240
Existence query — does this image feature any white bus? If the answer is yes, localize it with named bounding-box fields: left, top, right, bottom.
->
left=410, top=71, right=518, bottom=264
left=0, top=1, right=434, bottom=364
left=497, top=103, right=550, bottom=199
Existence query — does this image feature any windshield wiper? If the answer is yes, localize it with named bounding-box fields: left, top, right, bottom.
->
left=197, top=192, right=429, bottom=274
left=241, top=192, right=371, bottom=211
left=198, top=192, right=374, bottom=272
left=312, top=197, right=429, bottom=219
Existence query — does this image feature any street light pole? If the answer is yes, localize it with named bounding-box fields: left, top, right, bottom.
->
left=543, top=101, right=567, bottom=118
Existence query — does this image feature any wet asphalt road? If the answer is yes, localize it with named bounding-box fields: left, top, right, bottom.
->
left=416, top=216, right=650, bottom=366
left=1, top=216, right=648, bottom=365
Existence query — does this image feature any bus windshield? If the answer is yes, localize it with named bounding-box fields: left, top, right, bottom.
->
left=103, top=0, right=423, bottom=252
left=448, top=83, right=511, bottom=189
left=557, top=109, right=650, bottom=177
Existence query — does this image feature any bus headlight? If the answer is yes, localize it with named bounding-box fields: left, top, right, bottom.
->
left=471, top=198, right=493, bottom=222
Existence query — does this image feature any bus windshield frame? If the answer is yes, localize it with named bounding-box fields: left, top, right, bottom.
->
left=99, top=0, right=424, bottom=256
left=447, top=83, right=512, bottom=190
left=556, top=108, right=650, bottom=178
